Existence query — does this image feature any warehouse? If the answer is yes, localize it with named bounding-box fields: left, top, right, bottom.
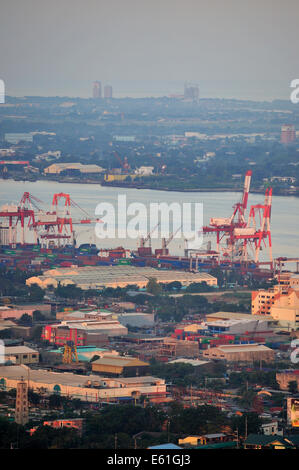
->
left=0, top=365, right=166, bottom=402
left=44, top=163, right=104, bottom=175
left=206, top=318, right=273, bottom=335
left=91, top=355, right=150, bottom=377
left=202, top=343, right=275, bottom=362
left=26, top=266, right=217, bottom=290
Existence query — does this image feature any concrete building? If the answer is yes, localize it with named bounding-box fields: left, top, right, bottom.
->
left=179, top=433, right=229, bottom=447
left=0, top=365, right=167, bottom=402
left=91, top=355, right=149, bottom=377
left=26, top=266, right=217, bottom=290
left=160, top=338, right=199, bottom=358
left=92, top=81, right=102, bottom=99
left=252, top=282, right=299, bottom=328
left=104, top=85, right=113, bottom=98
left=4, top=346, right=39, bottom=365
left=281, top=125, right=296, bottom=144
left=202, top=344, right=275, bottom=362
left=42, top=319, right=128, bottom=346
left=276, top=370, right=299, bottom=391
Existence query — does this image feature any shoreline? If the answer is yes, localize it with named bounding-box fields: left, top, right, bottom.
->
left=1, top=177, right=298, bottom=197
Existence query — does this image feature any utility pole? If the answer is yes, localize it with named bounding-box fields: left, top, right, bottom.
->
left=235, top=428, right=239, bottom=449
left=245, top=416, right=248, bottom=440
left=114, top=433, right=117, bottom=450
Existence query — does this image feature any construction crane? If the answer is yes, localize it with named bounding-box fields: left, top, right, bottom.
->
left=139, top=222, right=160, bottom=248
left=160, top=224, right=182, bottom=256
left=112, top=151, right=131, bottom=173
left=62, top=341, right=79, bottom=364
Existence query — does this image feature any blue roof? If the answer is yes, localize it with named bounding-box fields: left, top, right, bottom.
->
left=148, top=444, right=182, bottom=449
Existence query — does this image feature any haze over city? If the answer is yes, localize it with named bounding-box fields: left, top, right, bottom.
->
left=1, top=0, right=299, bottom=100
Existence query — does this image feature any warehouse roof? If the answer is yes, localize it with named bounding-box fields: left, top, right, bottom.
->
left=0, top=365, right=163, bottom=388
left=206, top=312, right=273, bottom=321
left=92, top=355, right=149, bottom=367
left=26, top=266, right=217, bottom=290
left=168, top=359, right=209, bottom=367
left=216, top=344, right=273, bottom=353
left=4, top=346, right=38, bottom=355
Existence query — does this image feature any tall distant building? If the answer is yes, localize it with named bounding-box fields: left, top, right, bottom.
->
left=104, top=85, right=113, bottom=99
left=92, top=81, right=102, bottom=99
left=184, top=82, right=199, bottom=102
left=15, top=378, right=28, bottom=425
left=281, top=125, right=295, bottom=144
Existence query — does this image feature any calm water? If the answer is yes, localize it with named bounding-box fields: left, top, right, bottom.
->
left=0, top=179, right=298, bottom=263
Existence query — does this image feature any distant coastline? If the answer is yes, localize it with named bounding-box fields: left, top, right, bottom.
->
left=1, top=177, right=298, bottom=197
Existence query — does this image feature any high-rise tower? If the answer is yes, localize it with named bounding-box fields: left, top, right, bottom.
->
left=15, top=378, right=28, bottom=425
left=92, top=81, right=102, bottom=99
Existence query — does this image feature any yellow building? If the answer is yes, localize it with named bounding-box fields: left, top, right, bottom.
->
left=104, top=174, right=136, bottom=182
left=44, top=163, right=104, bottom=174
left=91, top=355, right=149, bottom=376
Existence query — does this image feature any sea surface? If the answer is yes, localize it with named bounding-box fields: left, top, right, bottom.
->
left=0, top=180, right=298, bottom=265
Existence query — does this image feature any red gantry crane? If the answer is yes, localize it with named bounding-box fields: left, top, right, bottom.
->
left=0, top=192, right=42, bottom=246
left=201, top=171, right=273, bottom=268
left=30, top=192, right=102, bottom=248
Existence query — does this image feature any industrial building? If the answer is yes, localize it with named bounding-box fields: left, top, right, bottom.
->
left=26, top=265, right=217, bottom=290
left=0, top=365, right=167, bottom=402
left=42, top=319, right=128, bottom=346
left=4, top=346, right=39, bottom=365
left=205, top=318, right=273, bottom=336
left=44, top=163, right=104, bottom=175
left=202, top=343, right=275, bottom=362
left=91, top=355, right=150, bottom=377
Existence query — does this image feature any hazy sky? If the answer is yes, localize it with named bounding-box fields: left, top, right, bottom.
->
left=1, top=0, right=299, bottom=99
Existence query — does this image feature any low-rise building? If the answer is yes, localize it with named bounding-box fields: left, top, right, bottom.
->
left=202, top=343, right=275, bottom=362
left=30, top=418, right=84, bottom=436
left=252, top=275, right=299, bottom=328
left=91, top=355, right=150, bottom=377
left=42, top=319, right=128, bottom=346
left=26, top=266, right=217, bottom=290
left=0, top=365, right=166, bottom=402
left=4, top=346, right=39, bottom=365
left=44, top=163, right=104, bottom=175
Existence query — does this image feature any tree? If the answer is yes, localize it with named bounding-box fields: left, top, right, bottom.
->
left=18, top=313, right=33, bottom=326
left=28, top=284, right=45, bottom=302
left=146, top=278, right=162, bottom=296
left=288, top=380, right=298, bottom=394
left=32, top=310, right=45, bottom=322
